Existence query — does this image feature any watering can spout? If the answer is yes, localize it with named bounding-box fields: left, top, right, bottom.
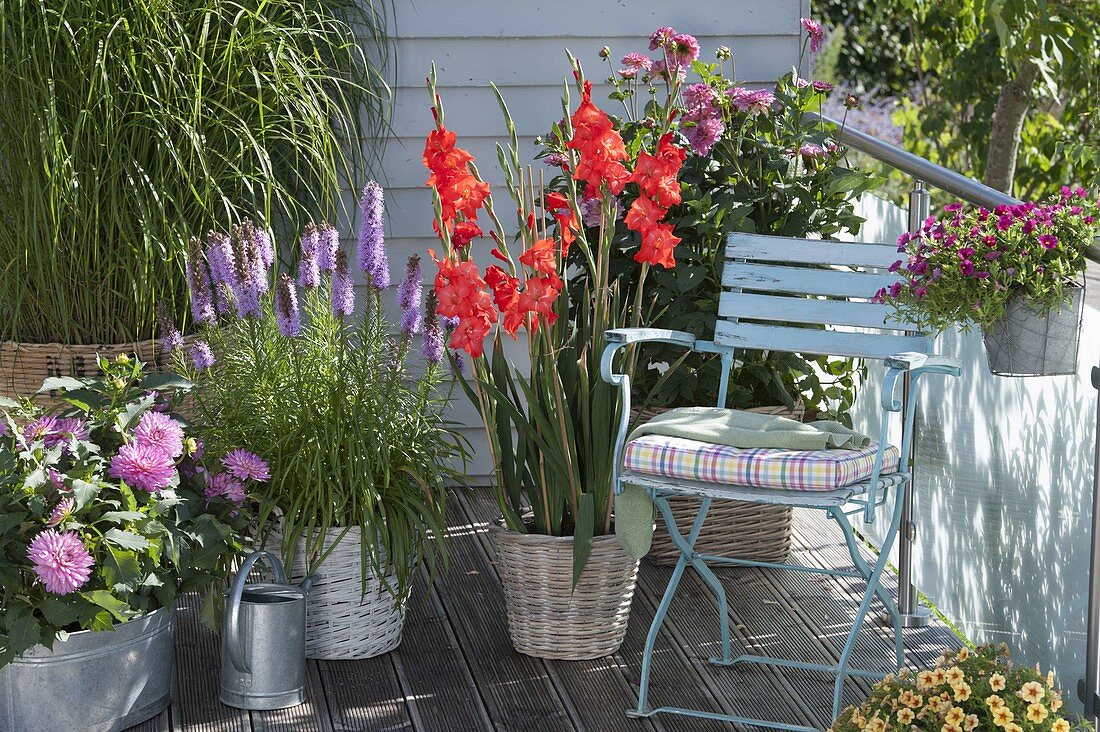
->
left=219, top=550, right=307, bottom=711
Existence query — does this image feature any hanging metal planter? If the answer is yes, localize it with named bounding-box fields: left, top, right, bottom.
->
left=982, top=283, right=1085, bottom=377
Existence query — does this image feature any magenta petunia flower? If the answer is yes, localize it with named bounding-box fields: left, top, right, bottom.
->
left=204, top=472, right=247, bottom=504
left=27, top=529, right=94, bottom=595
left=1039, top=234, right=1059, bottom=249
left=110, top=442, right=177, bottom=492
left=47, top=498, right=76, bottom=528
left=222, top=449, right=271, bottom=482
left=134, top=411, right=185, bottom=458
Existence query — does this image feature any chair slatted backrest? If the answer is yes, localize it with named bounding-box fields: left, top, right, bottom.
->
left=715, top=233, right=932, bottom=360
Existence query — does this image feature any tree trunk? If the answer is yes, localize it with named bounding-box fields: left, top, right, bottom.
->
left=983, top=58, right=1039, bottom=195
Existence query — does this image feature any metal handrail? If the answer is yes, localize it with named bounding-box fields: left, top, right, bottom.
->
left=811, top=113, right=1100, bottom=260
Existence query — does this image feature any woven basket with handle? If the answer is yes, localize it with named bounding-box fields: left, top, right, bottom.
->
left=0, top=339, right=179, bottom=405
left=270, top=525, right=407, bottom=660
left=489, top=521, right=639, bottom=660
left=632, top=403, right=804, bottom=567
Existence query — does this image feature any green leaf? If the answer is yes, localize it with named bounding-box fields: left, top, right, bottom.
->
left=103, top=545, right=142, bottom=590
left=99, top=511, right=146, bottom=524
left=7, top=614, right=42, bottom=654
left=103, top=528, right=150, bottom=551
left=36, top=376, right=87, bottom=394
left=70, top=479, right=100, bottom=510
left=80, top=590, right=137, bottom=623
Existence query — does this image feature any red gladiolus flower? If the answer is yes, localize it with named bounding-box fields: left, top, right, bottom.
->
left=517, top=273, right=562, bottom=330
left=545, top=192, right=578, bottom=249
left=451, top=220, right=484, bottom=248
left=423, top=127, right=474, bottom=175
left=635, top=222, right=681, bottom=268
left=485, top=265, right=525, bottom=336
left=450, top=306, right=494, bottom=357
left=624, top=195, right=666, bottom=234
left=519, top=237, right=559, bottom=275
left=566, top=81, right=630, bottom=196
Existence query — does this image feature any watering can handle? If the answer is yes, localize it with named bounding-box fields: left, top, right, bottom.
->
left=225, top=550, right=289, bottom=674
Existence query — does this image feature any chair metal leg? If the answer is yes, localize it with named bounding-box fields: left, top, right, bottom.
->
left=631, top=495, right=716, bottom=717
left=830, top=507, right=905, bottom=670
left=830, top=483, right=909, bottom=719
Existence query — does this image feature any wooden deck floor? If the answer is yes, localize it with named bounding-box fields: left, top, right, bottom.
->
left=128, top=488, right=960, bottom=732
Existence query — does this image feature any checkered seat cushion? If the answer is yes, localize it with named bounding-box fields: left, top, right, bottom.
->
left=622, top=435, right=901, bottom=492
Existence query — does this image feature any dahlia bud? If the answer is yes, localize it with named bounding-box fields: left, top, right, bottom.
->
left=599, top=46, right=611, bottom=59
left=844, top=93, right=861, bottom=109
left=115, top=353, right=131, bottom=366
left=716, top=45, right=732, bottom=60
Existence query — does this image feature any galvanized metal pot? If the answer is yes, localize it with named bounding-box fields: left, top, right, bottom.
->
left=983, top=284, right=1084, bottom=377
left=0, top=606, right=174, bottom=732
left=220, top=550, right=308, bottom=710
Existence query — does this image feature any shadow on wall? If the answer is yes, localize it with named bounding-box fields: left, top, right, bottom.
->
left=852, top=306, right=1098, bottom=711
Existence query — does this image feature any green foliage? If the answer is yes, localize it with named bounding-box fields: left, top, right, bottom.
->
left=179, top=231, right=464, bottom=601
left=882, top=190, right=1099, bottom=333
left=0, top=359, right=249, bottom=666
left=0, top=0, right=389, bottom=344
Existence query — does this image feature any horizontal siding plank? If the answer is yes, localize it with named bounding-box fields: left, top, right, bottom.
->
left=718, top=291, right=906, bottom=330
left=397, top=36, right=798, bottom=87
left=392, top=1, right=800, bottom=39
left=713, top=320, right=932, bottom=359
left=727, top=233, right=900, bottom=268
left=721, top=262, right=898, bottom=300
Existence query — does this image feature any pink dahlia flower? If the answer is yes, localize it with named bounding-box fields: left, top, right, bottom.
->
left=649, top=26, right=675, bottom=50
left=619, top=52, right=652, bottom=78
left=27, top=529, right=94, bottom=595
left=135, top=411, right=185, bottom=458
left=110, top=442, right=177, bottom=492
left=669, top=34, right=700, bottom=66
left=801, top=17, right=824, bottom=53
left=223, top=449, right=271, bottom=482
left=205, top=472, right=247, bottom=504
left=47, top=498, right=76, bottom=527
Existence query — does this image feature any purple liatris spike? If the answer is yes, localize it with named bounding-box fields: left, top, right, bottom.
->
left=275, top=274, right=301, bottom=337
left=229, top=227, right=262, bottom=319
left=252, top=225, right=275, bottom=270
left=205, top=231, right=235, bottom=313
left=398, top=255, right=422, bottom=336
left=451, top=350, right=464, bottom=375
left=331, top=250, right=354, bottom=317
left=421, top=290, right=444, bottom=364
left=185, top=237, right=216, bottom=325
left=297, top=224, right=321, bottom=289
left=316, top=223, right=340, bottom=273
left=235, top=221, right=269, bottom=296
left=358, top=181, right=389, bottom=289
left=156, top=303, right=184, bottom=352
left=191, top=339, right=215, bottom=371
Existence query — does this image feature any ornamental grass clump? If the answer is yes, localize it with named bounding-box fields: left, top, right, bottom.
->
left=170, top=189, right=464, bottom=599
left=877, top=187, right=1100, bottom=333
left=830, top=644, right=1089, bottom=732
left=0, top=358, right=255, bottom=666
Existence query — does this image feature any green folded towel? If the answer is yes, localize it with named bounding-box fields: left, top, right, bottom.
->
left=615, top=407, right=873, bottom=559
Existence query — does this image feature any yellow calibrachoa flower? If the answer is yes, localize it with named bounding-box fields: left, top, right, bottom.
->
left=1018, top=681, right=1045, bottom=704
left=1005, top=724, right=1023, bottom=732
left=956, top=647, right=970, bottom=661
left=918, top=670, right=936, bottom=688
left=945, top=666, right=965, bottom=686
left=1025, top=702, right=1048, bottom=723
left=945, top=706, right=966, bottom=725
left=931, top=668, right=948, bottom=686
left=963, top=714, right=980, bottom=731
left=1051, top=693, right=1063, bottom=712
left=940, top=724, right=961, bottom=732
left=990, top=673, right=1007, bottom=692
left=953, top=682, right=971, bottom=701
left=865, top=715, right=886, bottom=732
left=991, top=705, right=1014, bottom=727
left=896, top=708, right=915, bottom=725
left=986, top=694, right=1006, bottom=711
left=1051, top=718, right=1071, bottom=732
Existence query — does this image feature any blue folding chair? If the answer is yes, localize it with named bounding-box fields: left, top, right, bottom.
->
left=600, top=232, right=961, bottom=731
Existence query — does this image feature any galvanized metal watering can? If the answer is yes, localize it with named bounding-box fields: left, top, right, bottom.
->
left=220, top=550, right=308, bottom=710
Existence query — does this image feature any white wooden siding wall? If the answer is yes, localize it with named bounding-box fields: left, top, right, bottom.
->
left=356, top=0, right=807, bottom=480
left=847, top=194, right=1099, bottom=712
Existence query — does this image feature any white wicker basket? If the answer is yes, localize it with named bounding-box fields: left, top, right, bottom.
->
left=268, top=525, right=407, bottom=660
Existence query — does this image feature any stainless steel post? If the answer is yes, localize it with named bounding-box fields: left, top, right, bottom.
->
left=897, top=180, right=932, bottom=627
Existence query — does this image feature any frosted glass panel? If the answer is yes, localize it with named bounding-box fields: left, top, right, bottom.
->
left=847, top=195, right=1099, bottom=711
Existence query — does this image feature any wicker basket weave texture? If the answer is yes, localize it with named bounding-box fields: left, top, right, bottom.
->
left=271, top=526, right=407, bottom=661
left=0, top=339, right=176, bottom=404
left=489, top=523, right=639, bottom=660
left=633, top=403, right=803, bottom=567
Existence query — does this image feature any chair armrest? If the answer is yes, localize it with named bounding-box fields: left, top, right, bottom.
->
left=606, top=328, right=696, bottom=347
left=601, top=329, right=697, bottom=385
left=884, top=351, right=962, bottom=376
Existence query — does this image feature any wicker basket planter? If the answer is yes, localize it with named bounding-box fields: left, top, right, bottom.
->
left=0, top=338, right=177, bottom=403
left=634, top=403, right=802, bottom=567
left=269, top=526, right=406, bottom=660
left=489, top=522, right=639, bottom=660
left=982, top=284, right=1084, bottom=377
